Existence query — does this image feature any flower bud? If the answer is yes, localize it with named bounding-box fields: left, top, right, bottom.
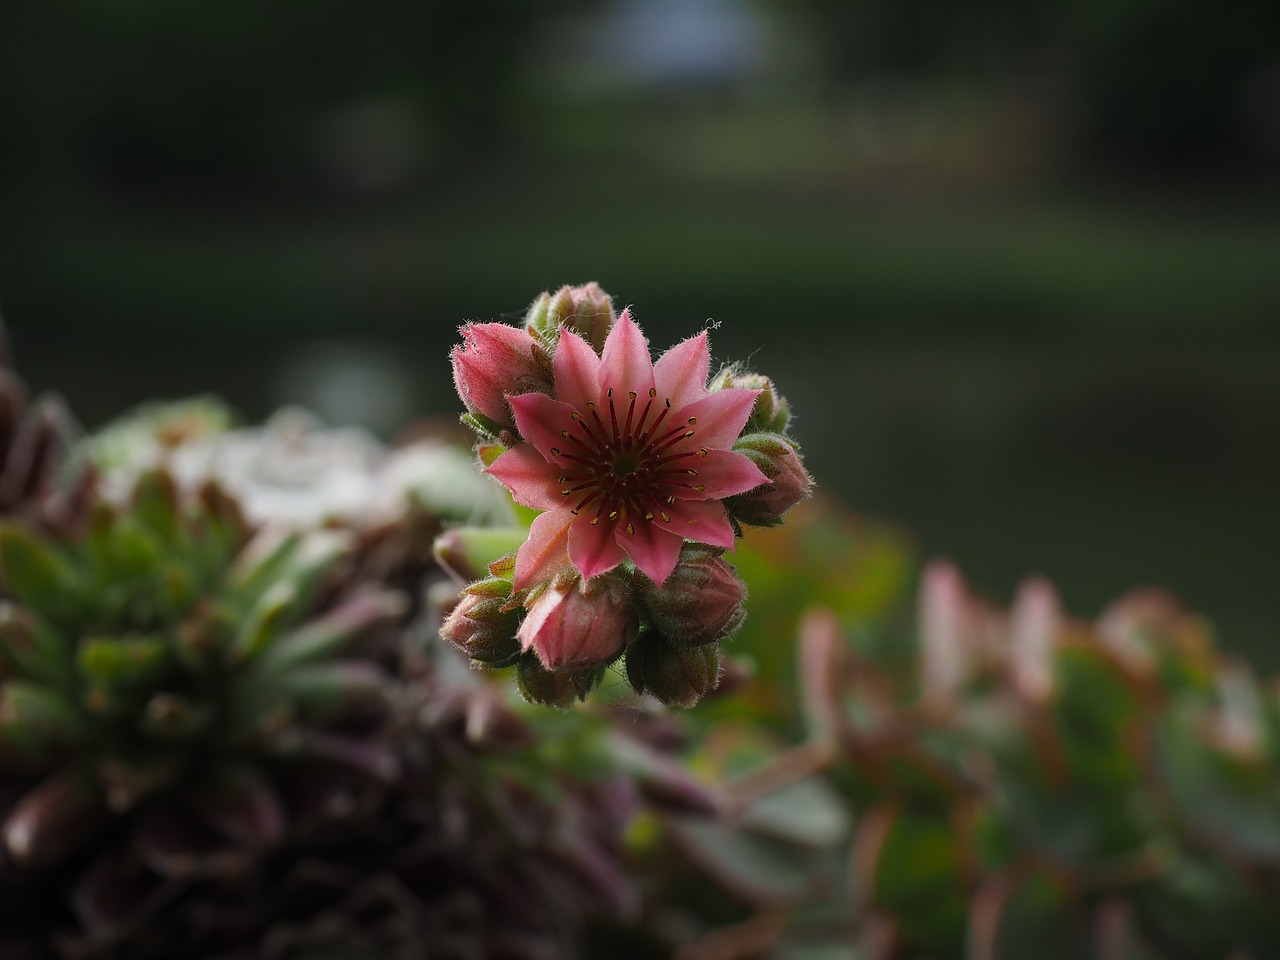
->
left=725, top=433, right=813, bottom=526
left=624, top=632, right=721, bottom=708
left=524, top=282, right=617, bottom=353
left=515, top=653, right=604, bottom=708
left=640, top=548, right=746, bottom=647
left=517, top=574, right=637, bottom=673
left=451, top=323, right=553, bottom=433
left=439, top=579, right=522, bottom=666
left=711, top=369, right=790, bottom=434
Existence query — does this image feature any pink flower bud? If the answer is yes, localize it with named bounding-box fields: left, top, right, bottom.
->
left=517, top=575, right=637, bottom=673
left=725, top=433, right=813, bottom=526
left=641, top=548, right=746, bottom=647
left=524, top=282, right=617, bottom=352
left=439, top=579, right=522, bottom=666
left=624, top=633, right=721, bottom=708
left=515, top=653, right=604, bottom=708
left=450, top=323, right=553, bottom=432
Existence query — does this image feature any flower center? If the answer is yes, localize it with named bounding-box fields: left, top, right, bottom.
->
left=612, top=451, right=641, bottom=477
left=552, top=387, right=708, bottom=533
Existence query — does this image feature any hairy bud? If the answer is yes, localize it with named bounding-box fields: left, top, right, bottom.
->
left=524, top=282, right=617, bottom=353
left=641, top=548, right=746, bottom=647
left=515, top=654, right=605, bottom=708
left=625, top=633, right=721, bottom=708
left=439, top=579, right=522, bottom=666
left=451, top=323, right=553, bottom=433
left=711, top=369, right=791, bottom=434
left=518, top=575, right=636, bottom=672
left=725, top=433, right=813, bottom=526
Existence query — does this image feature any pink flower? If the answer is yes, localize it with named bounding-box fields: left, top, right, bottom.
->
left=486, top=310, right=770, bottom=589
left=450, top=323, right=552, bottom=431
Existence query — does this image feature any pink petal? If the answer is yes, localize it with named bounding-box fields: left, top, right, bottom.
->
left=599, top=308, right=655, bottom=400
left=510, top=393, right=579, bottom=466
left=513, top=510, right=572, bottom=591
left=687, top=449, right=770, bottom=500
left=553, top=328, right=601, bottom=411
left=568, top=516, right=628, bottom=580
left=484, top=446, right=563, bottom=510
left=665, top=498, right=737, bottom=550
left=619, top=520, right=684, bottom=586
left=679, top=388, right=760, bottom=449
left=653, top=331, right=710, bottom=409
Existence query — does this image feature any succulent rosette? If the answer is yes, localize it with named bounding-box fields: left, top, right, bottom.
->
left=0, top=468, right=412, bottom=954
left=444, top=285, right=814, bottom=707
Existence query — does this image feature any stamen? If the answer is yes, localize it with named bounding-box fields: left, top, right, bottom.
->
left=661, top=512, right=671, bottom=522
left=649, top=388, right=657, bottom=398
left=626, top=523, right=635, bottom=535
left=687, top=417, right=696, bottom=424
left=693, top=485, right=704, bottom=492
left=644, top=512, right=654, bottom=521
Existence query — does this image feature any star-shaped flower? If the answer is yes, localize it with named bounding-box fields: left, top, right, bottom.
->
left=486, top=311, right=769, bottom=589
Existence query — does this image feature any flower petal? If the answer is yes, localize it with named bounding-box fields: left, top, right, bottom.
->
left=619, top=520, right=684, bottom=586
left=513, top=510, right=572, bottom=591
left=686, top=448, right=770, bottom=500
left=568, top=516, right=628, bottom=581
left=679, top=388, right=760, bottom=449
left=665, top=498, right=737, bottom=550
left=653, top=331, right=710, bottom=409
left=510, top=393, right=579, bottom=466
left=553, top=327, right=601, bottom=412
left=599, top=308, right=655, bottom=400
left=484, top=446, right=563, bottom=510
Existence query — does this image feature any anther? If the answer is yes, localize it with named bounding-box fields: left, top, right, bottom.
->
left=694, top=485, right=704, bottom=492
left=649, top=388, right=657, bottom=398
left=688, top=417, right=696, bottom=424
left=644, top=513, right=654, bottom=521
left=551, top=447, right=560, bottom=456
left=699, top=448, right=708, bottom=456
left=688, top=468, right=698, bottom=475
left=586, top=401, right=595, bottom=410
left=626, top=523, right=635, bottom=535
left=591, top=517, right=600, bottom=525
left=608, top=510, right=618, bottom=519
left=608, top=388, right=613, bottom=397
left=661, top=512, right=671, bottom=522
left=560, top=429, right=569, bottom=438
left=628, top=391, right=637, bottom=400
left=571, top=412, right=580, bottom=420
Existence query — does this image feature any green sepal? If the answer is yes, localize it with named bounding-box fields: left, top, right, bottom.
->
left=461, top=411, right=505, bottom=440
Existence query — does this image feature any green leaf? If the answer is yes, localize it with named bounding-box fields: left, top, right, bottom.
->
left=0, top=523, right=65, bottom=608
left=0, top=681, right=86, bottom=762
left=131, top=468, right=181, bottom=545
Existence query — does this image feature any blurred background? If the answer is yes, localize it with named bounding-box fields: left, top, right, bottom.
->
left=1, top=0, right=1278, bottom=661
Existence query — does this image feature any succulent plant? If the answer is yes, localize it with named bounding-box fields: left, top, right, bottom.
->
left=0, top=468, right=413, bottom=955
left=688, top=564, right=1280, bottom=959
